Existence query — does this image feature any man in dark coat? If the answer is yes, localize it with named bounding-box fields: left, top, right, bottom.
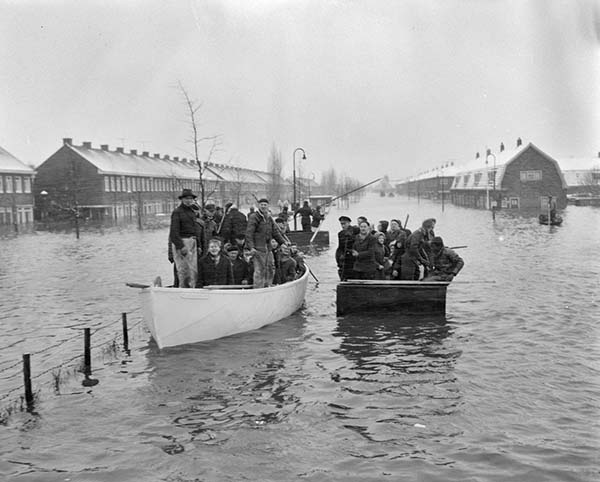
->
left=169, top=189, right=204, bottom=288
left=197, top=238, right=234, bottom=287
left=226, top=245, right=251, bottom=285
left=335, top=215, right=358, bottom=281
left=402, top=218, right=436, bottom=280
left=219, top=203, right=248, bottom=245
left=295, top=200, right=312, bottom=232
left=246, top=198, right=288, bottom=288
left=351, top=220, right=378, bottom=280
left=423, top=237, right=464, bottom=282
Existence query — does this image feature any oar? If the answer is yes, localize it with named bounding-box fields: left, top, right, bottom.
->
left=323, top=178, right=383, bottom=207
left=306, top=264, right=320, bottom=284
left=309, top=220, right=322, bottom=244
left=403, top=214, right=410, bottom=230
left=448, top=245, right=467, bottom=249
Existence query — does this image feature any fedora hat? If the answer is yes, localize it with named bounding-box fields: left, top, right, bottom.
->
left=178, top=188, right=197, bottom=199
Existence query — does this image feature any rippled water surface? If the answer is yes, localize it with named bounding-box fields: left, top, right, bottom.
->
left=1, top=195, right=599, bottom=481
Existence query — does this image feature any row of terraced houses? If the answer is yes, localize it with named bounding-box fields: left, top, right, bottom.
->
left=0, top=138, right=318, bottom=227
left=393, top=138, right=600, bottom=210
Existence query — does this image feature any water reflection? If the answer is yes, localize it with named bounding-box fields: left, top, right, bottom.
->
left=329, top=314, right=462, bottom=444
left=142, top=313, right=307, bottom=449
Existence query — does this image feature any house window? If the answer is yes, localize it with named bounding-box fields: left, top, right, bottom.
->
left=23, top=177, right=31, bottom=193
left=473, top=173, right=482, bottom=186
left=14, top=176, right=22, bottom=193
left=110, top=176, right=115, bottom=192
left=520, top=170, right=542, bottom=182
left=0, top=176, right=3, bottom=193
left=5, top=176, right=13, bottom=193
left=462, top=174, right=471, bottom=187
left=104, top=177, right=110, bottom=192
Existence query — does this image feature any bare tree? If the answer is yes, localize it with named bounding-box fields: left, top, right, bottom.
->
left=178, top=81, right=222, bottom=208
left=578, top=165, right=600, bottom=193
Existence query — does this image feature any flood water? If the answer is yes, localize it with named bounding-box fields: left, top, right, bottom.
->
left=1, top=195, right=599, bottom=482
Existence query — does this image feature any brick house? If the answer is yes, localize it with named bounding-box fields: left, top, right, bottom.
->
left=450, top=139, right=567, bottom=210
left=34, top=138, right=290, bottom=222
left=0, top=145, right=35, bottom=227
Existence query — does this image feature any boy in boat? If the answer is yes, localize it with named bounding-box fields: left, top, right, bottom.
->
left=197, top=238, right=234, bottom=288
left=422, top=237, right=464, bottom=282
left=246, top=198, right=289, bottom=288
left=290, top=244, right=306, bottom=277
left=227, top=245, right=250, bottom=285
left=169, top=189, right=204, bottom=288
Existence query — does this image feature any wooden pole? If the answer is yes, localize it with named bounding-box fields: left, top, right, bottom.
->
left=122, top=312, right=129, bottom=352
left=23, top=354, right=34, bottom=410
left=82, top=328, right=99, bottom=387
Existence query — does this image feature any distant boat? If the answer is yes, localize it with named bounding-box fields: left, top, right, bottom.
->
left=538, top=214, right=563, bottom=226
left=336, top=279, right=449, bottom=316
left=132, top=269, right=309, bottom=349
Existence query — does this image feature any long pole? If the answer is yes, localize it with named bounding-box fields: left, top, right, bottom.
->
left=324, top=177, right=383, bottom=207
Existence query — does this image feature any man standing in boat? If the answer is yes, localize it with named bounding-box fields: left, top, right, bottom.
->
left=423, top=236, right=464, bottom=282
left=548, top=195, right=557, bottom=222
left=335, top=215, right=358, bottom=281
left=169, top=189, right=204, bottom=288
left=246, top=198, right=289, bottom=288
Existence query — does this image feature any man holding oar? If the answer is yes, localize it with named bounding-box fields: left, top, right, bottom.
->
left=423, top=237, right=464, bottom=282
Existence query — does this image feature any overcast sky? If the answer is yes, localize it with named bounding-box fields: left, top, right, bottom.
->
left=1, top=0, right=599, bottom=181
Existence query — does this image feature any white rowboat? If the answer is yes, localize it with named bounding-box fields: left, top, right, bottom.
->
left=138, top=268, right=310, bottom=349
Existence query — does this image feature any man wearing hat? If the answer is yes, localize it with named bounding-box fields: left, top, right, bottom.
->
left=335, top=215, right=358, bottom=281
left=245, top=198, right=288, bottom=288
left=169, top=188, right=204, bottom=288
left=423, top=236, right=464, bottom=282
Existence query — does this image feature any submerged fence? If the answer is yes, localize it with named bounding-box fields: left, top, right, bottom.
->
left=0, top=310, right=146, bottom=423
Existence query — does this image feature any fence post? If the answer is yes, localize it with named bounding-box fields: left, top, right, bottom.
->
left=82, top=328, right=99, bottom=387
left=122, top=312, right=129, bottom=352
left=23, top=354, right=34, bottom=410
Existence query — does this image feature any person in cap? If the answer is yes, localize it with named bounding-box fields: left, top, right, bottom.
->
left=422, top=237, right=464, bottom=282
left=169, top=189, right=204, bottom=288
left=245, top=197, right=289, bottom=288
left=351, top=220, right=379, bottom=279
left=226, top=244, right=251, bottom=285
left=335, top=215, right=358, bottom=281
left=403, top=218, right=436, bottom=279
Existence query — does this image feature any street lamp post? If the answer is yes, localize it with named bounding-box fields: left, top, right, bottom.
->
left=292, top=147, right=306, bottom=230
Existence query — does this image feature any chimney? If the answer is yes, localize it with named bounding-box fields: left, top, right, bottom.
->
left=475, top=152, right=480, bottom=159
left=82, top=141, right=92, bottom=148
left=101, top=144, right=109, bottom=151
left=174, top=156, right=179, bottom=161
left=486, top=148, right=491, bottom=156
left=164, top=155, right=170, bottom=160
left=516, top=137, right=522, bottom=147
left=153, top=153, right=160, bottom=158
left=130, top=149, right=137, bottom=155
left=116, top=147, right=124, bottom=153
left=182, top=158, right=187, bottom=162
left=142, top=151, right=149, bottom=157
left=63, top=138, right=73, bottom=146
left=500, top=142, right=505, bottom=152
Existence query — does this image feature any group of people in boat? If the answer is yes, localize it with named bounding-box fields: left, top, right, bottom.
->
left=336, top=215, right=464, bottom=282
left=169, top=189, right=306, bottom=289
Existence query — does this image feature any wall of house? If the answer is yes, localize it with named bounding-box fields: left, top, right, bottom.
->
left=0, top=173, right=35, bottom=225
left=502, top=147, right=566, bottom=209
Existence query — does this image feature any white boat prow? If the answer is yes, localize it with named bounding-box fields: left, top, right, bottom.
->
left=139, top=268, right=310, bottom=349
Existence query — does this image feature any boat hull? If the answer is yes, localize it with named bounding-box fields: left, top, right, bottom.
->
left=538, top=214, right=563, bottom=225
left=140, top=269, right=309, bottom=348
left=336, top=280, right=449, bottom=316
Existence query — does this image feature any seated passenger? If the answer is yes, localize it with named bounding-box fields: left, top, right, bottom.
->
left=227, top=245, right=251, bottom=285
left=422, top=236, right=464, bottom=282
left=290, top=244, right=306, bottom=276
left=197, top=238, right=234, bottom=287
left=374, top=231, right=390, bottom=280
left=278, top=244, right=297, bottom=283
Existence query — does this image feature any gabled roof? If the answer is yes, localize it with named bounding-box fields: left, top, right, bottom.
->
left=0, top=145, right=35, bottom=174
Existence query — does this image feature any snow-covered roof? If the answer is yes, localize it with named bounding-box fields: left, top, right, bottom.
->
left=0, top=145, right=35, bottom=174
